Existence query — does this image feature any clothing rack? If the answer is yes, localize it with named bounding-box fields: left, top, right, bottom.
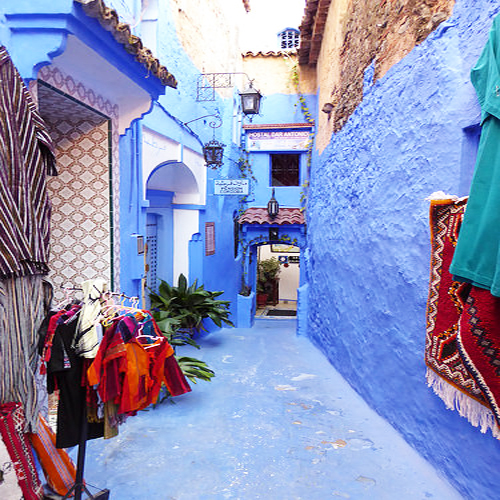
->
left=60, top=285, right=139, bottom=305
left=62, top=406, right=109, bottom=500
left=58, top=284, right=140, bottom=500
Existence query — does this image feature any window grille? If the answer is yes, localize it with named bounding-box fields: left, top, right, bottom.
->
left=271, top=154, right=300, bottom=186
left=279, top=29, right=300, bottom=50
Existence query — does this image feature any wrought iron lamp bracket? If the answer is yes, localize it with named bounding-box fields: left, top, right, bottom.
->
left=196, top=72, right=254, bottom=102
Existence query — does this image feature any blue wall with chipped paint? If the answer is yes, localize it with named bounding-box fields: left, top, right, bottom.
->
left=307, top=1, right=500, bottom=498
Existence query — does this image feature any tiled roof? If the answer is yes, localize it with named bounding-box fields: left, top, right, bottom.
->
left=242, top=50, right=297, bottom=58
left=243, top=123, right=312, bottom=130
left=298, top=0, right=332, bottom=65
left=239, top=207, right=305, bottom=225
left=75, top=0, right=177, bottom=88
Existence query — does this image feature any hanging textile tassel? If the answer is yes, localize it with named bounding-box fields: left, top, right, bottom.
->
left=426, top=368, right=500, bottom=438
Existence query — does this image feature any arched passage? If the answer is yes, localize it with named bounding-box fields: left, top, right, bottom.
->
left=237, top=206, right=308, bottom=334
left=145, top=160, right=201, bottom=290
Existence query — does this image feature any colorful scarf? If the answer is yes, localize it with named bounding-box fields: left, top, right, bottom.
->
left=74, top=279, right=107, bottom=358
left=29, top=415, right=77, bottom=497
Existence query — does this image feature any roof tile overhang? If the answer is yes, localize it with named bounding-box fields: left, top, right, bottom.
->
left=75, top=0, right=177, bottom=88
left=239, top=207, right=305, bottom=225
left=298, top=0, right=332, bottom=66
left=242, top=50, right=298, bottom=58
left=243, top=123, right=313, bottom=130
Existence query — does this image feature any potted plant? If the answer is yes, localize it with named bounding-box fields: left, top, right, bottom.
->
left=257, top=257, right=281, bottom=306
left=150, top=274, right=234, bottom=339
left=256, top=281, right=269, bottom=307
left=148, top=274, right=234, bottom=405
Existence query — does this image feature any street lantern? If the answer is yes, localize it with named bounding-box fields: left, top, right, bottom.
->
left=197, top=73, right=263, bottom=115
left=203, top=139, right=225, bottom=169
left=267, top=188, right=279, bottom=219
left=239, top=82, right=262, bottom=115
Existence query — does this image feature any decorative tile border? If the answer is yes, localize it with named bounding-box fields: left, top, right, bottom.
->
left=38, top=66, right=121, bottom=295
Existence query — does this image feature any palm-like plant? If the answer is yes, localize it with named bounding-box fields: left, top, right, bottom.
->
left=148, top=274, right=234, bottom=405
left=150, top=274, right=234, bottom=339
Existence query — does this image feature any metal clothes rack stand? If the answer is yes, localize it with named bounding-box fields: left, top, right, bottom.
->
left=62, top=407, right=109, bottom=500
left=58, top=285, right=139, bottom=500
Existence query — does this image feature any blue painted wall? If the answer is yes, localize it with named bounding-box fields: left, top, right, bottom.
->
left=242, top=92, right=316, bottom=209
left=115, top=1, right=245, bottom=319
left=307, top=1, right=500, bottom=498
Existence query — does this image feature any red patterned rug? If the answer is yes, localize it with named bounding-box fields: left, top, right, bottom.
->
left=0, top=402, right=43, bottom=499
left=425, top=197, right=499, bottom=436
left=458, top=286, right=500, bottom=429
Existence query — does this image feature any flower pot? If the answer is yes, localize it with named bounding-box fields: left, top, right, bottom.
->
left=256, top=292, right=269, bottom=307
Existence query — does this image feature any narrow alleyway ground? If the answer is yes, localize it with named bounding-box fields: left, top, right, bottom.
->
left=84, top=319, right=462, bottom=500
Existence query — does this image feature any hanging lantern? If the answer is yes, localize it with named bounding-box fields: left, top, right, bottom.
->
left=203, top=139, right=225, bottom=169
left=239, top=82, right=262, bottom=115
left=267, top=188, right=279, bottom=219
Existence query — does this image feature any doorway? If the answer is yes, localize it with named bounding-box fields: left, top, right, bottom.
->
left=256, top=244, right=300, bottom=318
left=37, top=80, right=113, bottom=302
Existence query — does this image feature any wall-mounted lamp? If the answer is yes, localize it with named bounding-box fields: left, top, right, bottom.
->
left=267, top=188, right=279, bottom=219
left=203, top=139, right=225, bottom=169
left=184, top=114, right=225, bottom=169
left=269, top=227, right=279, bottom=241
left=197, top=72, right=263, bottom=116
left=239, top=81, right=262, bottom=115
left=322, top=102, right=334, bottom=115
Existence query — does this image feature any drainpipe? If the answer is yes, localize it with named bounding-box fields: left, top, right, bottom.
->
left=135, top=120, right=143, bottom=232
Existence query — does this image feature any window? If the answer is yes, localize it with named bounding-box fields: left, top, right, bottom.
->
left=271, top=154, right=300, bottom=186
left=205, top=222, right=215, bottom=256
left=278, top=29, right=300, bottom=50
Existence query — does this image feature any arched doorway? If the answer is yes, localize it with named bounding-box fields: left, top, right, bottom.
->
left=237, top=206, right=308, bottom=334
left=145, top=160, right=200, bottom=291
left=256, top=243, right=300, bottom=317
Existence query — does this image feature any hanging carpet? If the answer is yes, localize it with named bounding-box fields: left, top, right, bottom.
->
left=0, top=402, right=43, bottom=500
left=458, top=286, right=500, bottom=430
left=425, top=197, right=500, bottom=437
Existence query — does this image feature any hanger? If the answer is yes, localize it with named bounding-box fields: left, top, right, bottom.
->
left=55, top=286, right=75, bottom=310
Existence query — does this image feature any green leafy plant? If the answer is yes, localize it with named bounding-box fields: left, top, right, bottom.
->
left=149, top=274, right=233, bottom=406
left=257, top=257, right=281, bottom=293
left=150, top=273, right=234, bottom=338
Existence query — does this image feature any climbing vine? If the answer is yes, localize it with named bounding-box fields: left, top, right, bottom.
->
left=291, top=62, right=315, bottom=214
left=236, top=148, right=256, bottom=217
left=239, top=233, right=299, bottom=295
left=238, top=149, right=256, bottom=181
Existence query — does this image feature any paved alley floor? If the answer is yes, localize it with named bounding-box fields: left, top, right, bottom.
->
left=84, top=319, right=462, bottom=500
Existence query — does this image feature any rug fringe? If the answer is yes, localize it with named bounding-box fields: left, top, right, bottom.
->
left=426, top=368, right=500, bottom=439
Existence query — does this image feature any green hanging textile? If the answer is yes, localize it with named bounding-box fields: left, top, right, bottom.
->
left=450, top=14, right=500, bottom=296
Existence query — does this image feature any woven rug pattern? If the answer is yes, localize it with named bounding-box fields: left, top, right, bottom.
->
left=458, top=286, right=500, bottom=428
left=0, top=402, right=43, bottom=499
left=425, top=198, right=500, bottom=436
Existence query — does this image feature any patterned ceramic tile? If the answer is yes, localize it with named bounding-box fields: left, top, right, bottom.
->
left=36, top=68, right=122, bottom=299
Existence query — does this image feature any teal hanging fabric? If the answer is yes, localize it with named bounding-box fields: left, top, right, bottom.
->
left=450, top=14, right=500, bottom=296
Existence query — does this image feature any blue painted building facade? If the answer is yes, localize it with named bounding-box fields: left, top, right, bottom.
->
left=4, top=0, right=500, bottom=497
left=0, top=0, right=248, bottom=323
left=303, top=0, right=500, bottom=498
left=0, top=0, right=309, bottom=327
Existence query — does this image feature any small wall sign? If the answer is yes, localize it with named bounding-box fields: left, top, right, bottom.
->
left=214, top=179, right=249, bottom=195
left=247, top=129, right=311, bottom=151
